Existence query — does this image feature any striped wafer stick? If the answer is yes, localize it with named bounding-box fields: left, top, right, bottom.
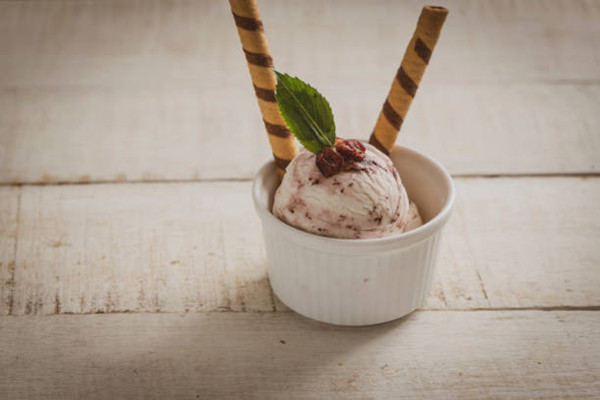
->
left=229, top=0, right=298, bottom=173
left=369, top=6, right=448, bottom=155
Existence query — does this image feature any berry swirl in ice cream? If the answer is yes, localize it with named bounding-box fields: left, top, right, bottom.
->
left=273, top=141, right=420, bottom=239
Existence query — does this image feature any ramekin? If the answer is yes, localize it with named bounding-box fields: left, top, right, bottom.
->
left=252, top=145, right=455, bottom=326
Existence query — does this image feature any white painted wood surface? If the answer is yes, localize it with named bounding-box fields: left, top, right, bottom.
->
left=1, top=311, right=599, bottom=399
left=3, top=177, right=598, bottom=316
left=1, top=0, right=599, bottom=183
left=1, top=0, right=599, bottom=397
left=431, top=177, right=600, bottom=310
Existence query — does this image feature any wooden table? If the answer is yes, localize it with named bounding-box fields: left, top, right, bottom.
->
left=1, top=0, right=599, bottom=398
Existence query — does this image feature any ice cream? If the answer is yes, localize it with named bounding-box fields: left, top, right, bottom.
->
left=268, top=72, right=422, bottom=239
left=273, top=141, right=422, bottom=239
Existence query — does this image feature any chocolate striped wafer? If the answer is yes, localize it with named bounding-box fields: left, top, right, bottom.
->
left=369, top=6, right=448, bottom=155
left=229, top=0, right=298, bottom=173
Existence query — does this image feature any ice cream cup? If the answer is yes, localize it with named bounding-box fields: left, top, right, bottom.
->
left=252, top=145, right=455, bottom=326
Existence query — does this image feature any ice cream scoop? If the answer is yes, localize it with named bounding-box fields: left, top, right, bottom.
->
left=273, top=142, right=422, bottom=239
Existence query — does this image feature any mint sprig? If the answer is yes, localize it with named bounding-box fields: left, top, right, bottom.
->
left=274, top=71, right=336, bottom=154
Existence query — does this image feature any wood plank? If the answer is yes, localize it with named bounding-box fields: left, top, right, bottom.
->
left=0, top=85, right=270, bottom=183
left=1, top=0, right=599, bottom=183
left=1, top=0, right=598, bottom=86
left=11, top=182, right=279, bottom=315
left=0, top=187, right=19, bottom=315
left=1, top=311, right=599, bottom=399
left=9, top=177, right=600, bottom=315
left=427, top=176, right=600, bottom=309
left=1, top=84, right=598, bottom=185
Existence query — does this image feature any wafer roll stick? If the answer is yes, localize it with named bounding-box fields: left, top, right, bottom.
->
left=229, top=0, right=298, bottom=173
left=369, top=6, right=448, bottom=155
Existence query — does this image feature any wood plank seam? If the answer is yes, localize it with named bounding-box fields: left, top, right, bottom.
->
left=9, top=306, right=599, bottom=316
left=423, top=306, right=600, bottom=312
left=1, top=172, right=600, bottom=187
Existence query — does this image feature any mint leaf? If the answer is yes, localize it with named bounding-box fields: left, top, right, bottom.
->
left=274, top=71, right=335, bottom=154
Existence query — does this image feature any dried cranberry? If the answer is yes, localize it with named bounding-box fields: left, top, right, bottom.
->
left=316, top=147, right=344, bottom=177
left=335, top=139, right=366, bottom=162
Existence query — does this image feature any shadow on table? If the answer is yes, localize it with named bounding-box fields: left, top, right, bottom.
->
left=70, top=311, right=416, bottom=399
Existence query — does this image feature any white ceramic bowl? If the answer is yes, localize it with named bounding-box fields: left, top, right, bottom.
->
left=252, top=145, right=455, bottom=326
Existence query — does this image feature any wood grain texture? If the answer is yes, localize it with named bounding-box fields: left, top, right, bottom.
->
left=11, top=182, right=284, bottom=315
left=2, top=0, right=598, bottom=86
left=8, top=177, right=600, bottom=315
left=0, top=187, right=19, bottom=315
left=427, top=177, right=600, bottom=309
left=1, top=311, right=599, bottom=399
left=1, top=0, right=599, bottom=183
left=1, top=1, right=598, bottom=396
left=333, top=83, right=600, bottom=175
